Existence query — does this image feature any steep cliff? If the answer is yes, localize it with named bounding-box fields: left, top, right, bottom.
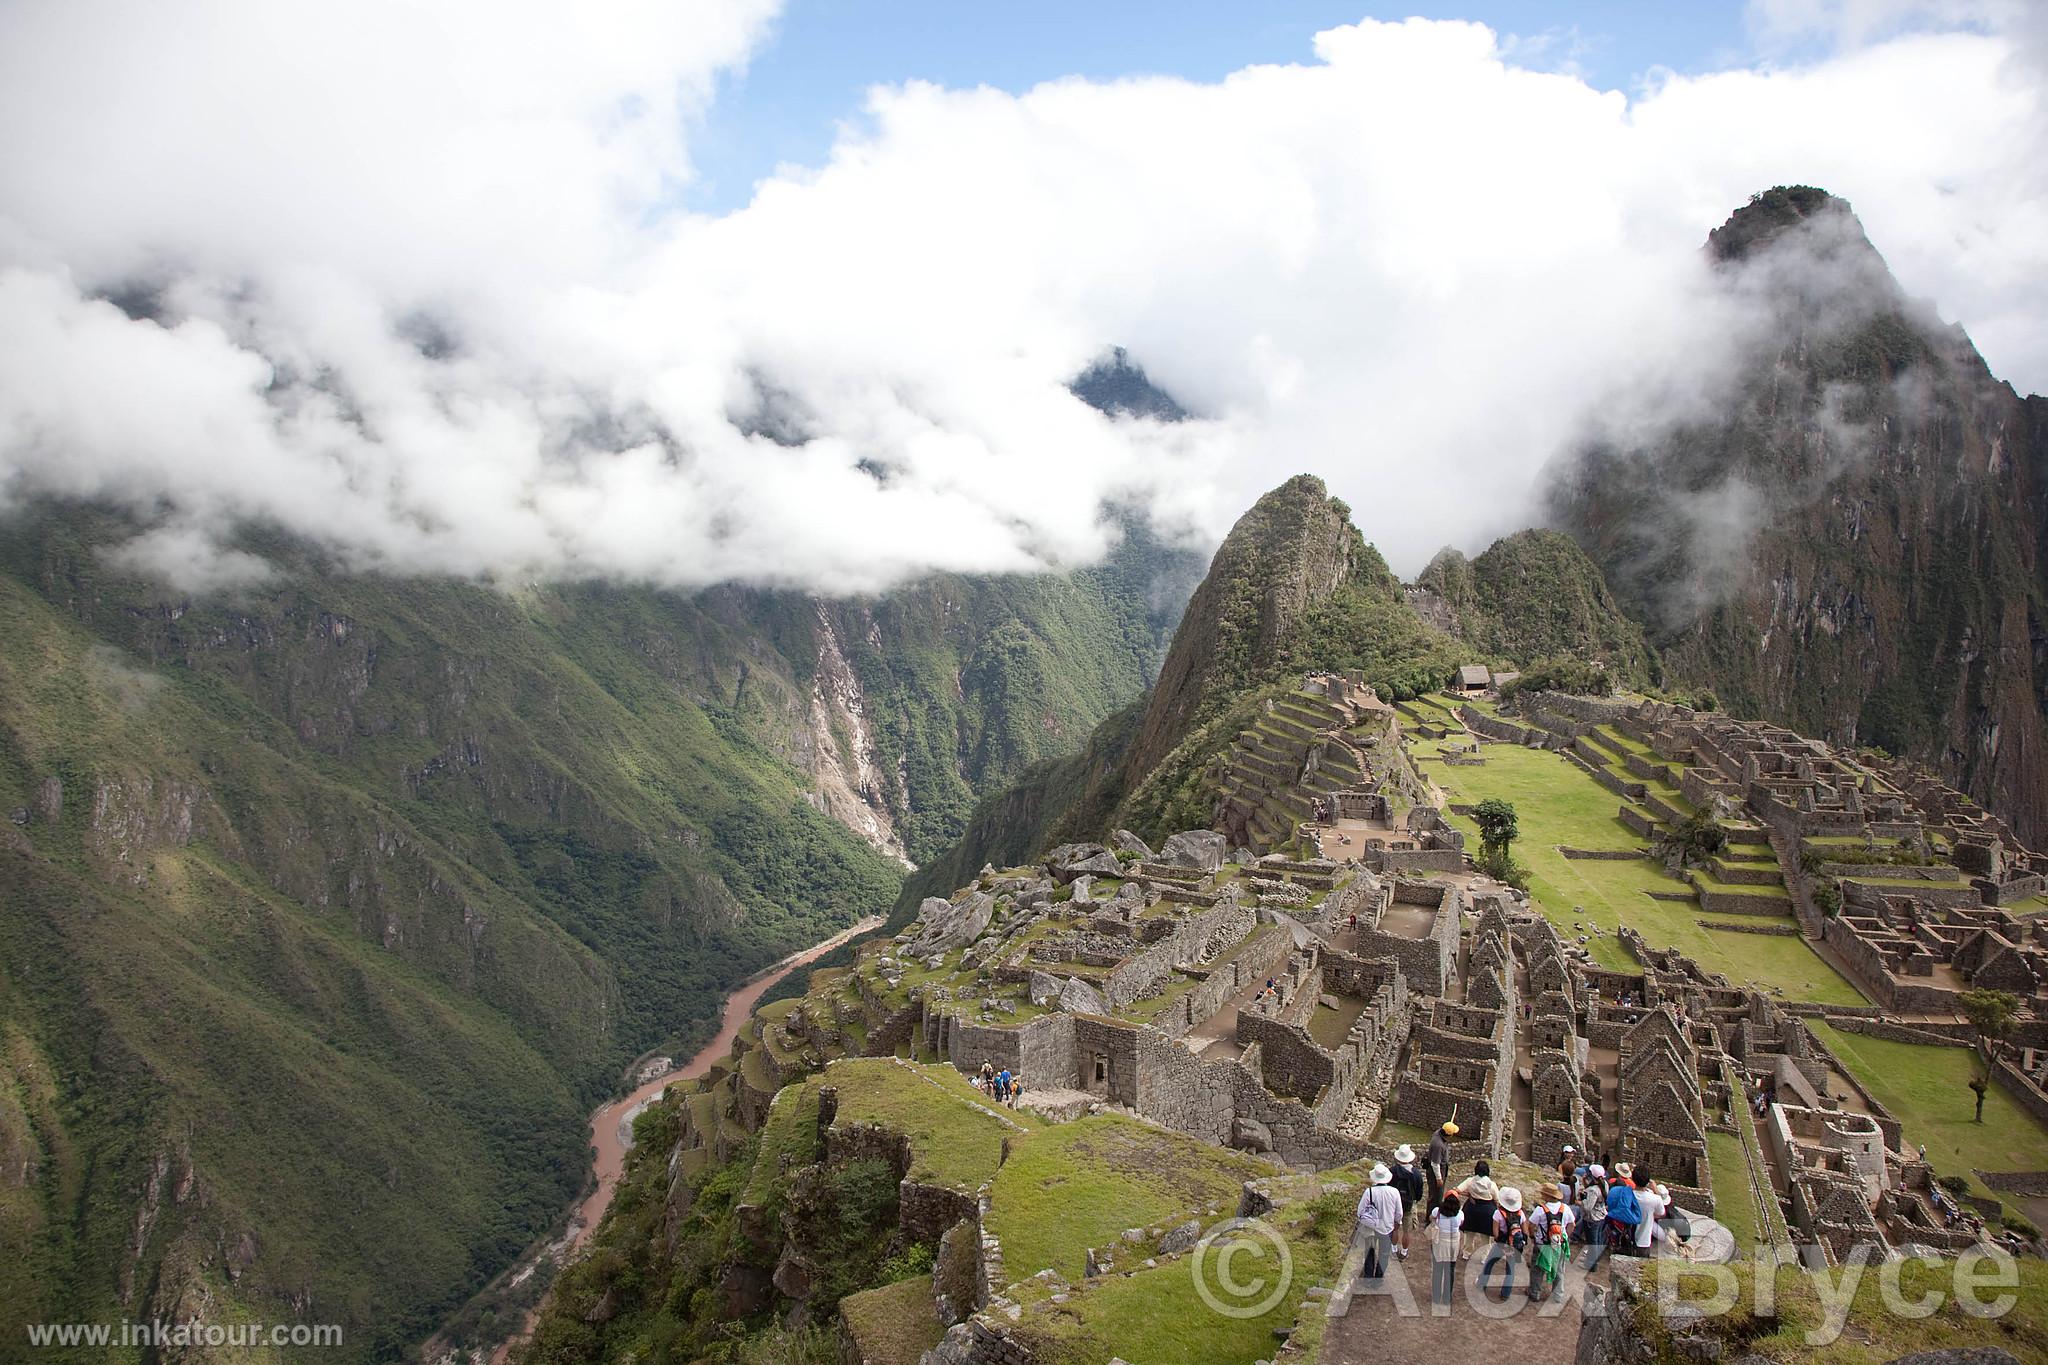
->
left=0, top=499, right=1196, bottom=1358
left=1546, top=187, right=2048, bottom=843
left=1408, top=529, right=1654, bottom=682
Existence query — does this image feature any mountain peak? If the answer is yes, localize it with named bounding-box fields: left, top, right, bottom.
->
left=1070, top=346, right=1189, bottom=421
left=1707, top=184, right=1852, bottom=263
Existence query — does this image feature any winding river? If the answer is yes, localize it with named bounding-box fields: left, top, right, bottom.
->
left=484, top=914, right=885, bottom=1363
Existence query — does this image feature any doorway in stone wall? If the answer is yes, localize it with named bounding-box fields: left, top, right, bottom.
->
left=1088, top=1053, right=1109, bottom=1096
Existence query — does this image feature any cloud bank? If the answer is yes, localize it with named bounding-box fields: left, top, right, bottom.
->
left=0, top=4, right=2042, bottom=589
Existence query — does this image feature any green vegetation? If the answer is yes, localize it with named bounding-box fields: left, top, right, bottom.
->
left=0, top=502, right=1200, bottom=1356
left=1960, top=988, right=2022, bottom=1122
left=1415, top=529, right=1654, bottom=683
left=1705, top=1131, right=1763, bottom=1252
left=837, top=1276, right=945, bottom=1365
left=1425, top=742, right=1861, bottom=1002
left=1637, top=1255, right=2048, bottom=1364
left=831, top=1060, right=1022, bottom=1190
left=1812, top=1024, right=2048, bottom=1194
left=986, top=1114, right=1269, bottom=1281
left=1499, top=654, right=1616, bottom=701
left=1013, top=1190, right=1352, bottom=1365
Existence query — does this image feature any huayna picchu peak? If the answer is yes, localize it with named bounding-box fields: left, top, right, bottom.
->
left=5, top=7, right=2048, bottom=1362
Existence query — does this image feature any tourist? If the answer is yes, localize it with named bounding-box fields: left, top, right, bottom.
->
left=1598, top=1163, right=1642, bottom=1265
left=1454, top=1163, right=1497, bottom=1261
left=1008, top=1073, right=1024, bottom=1109
left=1526, top=1183, right=1575, bottom=1302
left=1577, top=1165, right=1608, bottom=1254
left=996, top=1068, right=1012, bottom=1103
left=1477, top=1185, right=1526, bottom=1302
left=1634, top=1179, right=1669, bottom=1257
left=1424, top=1121, right=1455, bottom=1211
left=980, top=1060, right=995, bottom=1092
left=1390, top=1143, right=1426, bottom=1260
left=1429, top=1192, right=1463, bottom=1308
left=1356, top=1163, right=1404, bottom=1288
left=1556, top=1146, right=1579, bottom=1202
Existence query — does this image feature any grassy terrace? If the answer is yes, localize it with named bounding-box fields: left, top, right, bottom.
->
left=828, top=1058, right=1028, bottom=1191
left=838, top=1276, right=946, bottom=1365
left=1641, top=1258, right=2048, bottom=1363
left=988, top=1114, right=1270, bottom=1283
left=1003, top=1169, right=1352, bottom=1365
left=742, top=1079, right=825, bottom=1208
left=1705, top=1130, right=1763, bottom=1251
left=1810, top=1024, right=2048, bottom=1199
left=1422, top=739, right=1863, bottom=1003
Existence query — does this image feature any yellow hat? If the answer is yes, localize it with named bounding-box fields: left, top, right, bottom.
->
left=1441, top=1121, right=1460, bottom=1136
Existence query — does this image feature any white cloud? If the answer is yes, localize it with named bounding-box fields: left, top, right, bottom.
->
left=0, top=6, right=2042, bottom=589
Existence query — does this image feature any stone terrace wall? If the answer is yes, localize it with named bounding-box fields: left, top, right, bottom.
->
left=1237, top=1013, right=1334, bottom=1103
left=1102, top=894, right=1250, bottom=1008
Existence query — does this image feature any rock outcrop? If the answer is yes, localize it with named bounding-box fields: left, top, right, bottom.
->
left=1547, top=186, right=2048, bottom=845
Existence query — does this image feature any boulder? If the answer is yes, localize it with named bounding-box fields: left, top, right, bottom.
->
left=904, top=892, right=994, bottom=956
left=1029, top=971, right=1064, bottom=1006
left=1160, top=830, right=1227, bottom=871
left=1157, top=1220, right=1202, bottom=1256
left=1231, top=1116, right=1274, bottom=1153
left=1045, top=843, right=1120, bottom=883
left=1110, top=829, right=1154, bottom=859
left=1057, top=977, right=1109, bottom=1016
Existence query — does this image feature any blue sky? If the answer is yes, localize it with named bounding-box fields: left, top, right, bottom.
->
left=687, top=2, right=1760, bottom=211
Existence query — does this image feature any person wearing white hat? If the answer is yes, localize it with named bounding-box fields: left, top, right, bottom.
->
left=1390, top=1144, right=1426, bottom=1260
left=1453, top=1164, right=1498, bottom=1261
left=1356, top=1163, right=1403, bottom=1288
left=1477, top=1185, right=1527, bottom=1302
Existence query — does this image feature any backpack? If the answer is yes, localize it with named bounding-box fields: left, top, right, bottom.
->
left=1539, top=1203, right=1569, bottom=1246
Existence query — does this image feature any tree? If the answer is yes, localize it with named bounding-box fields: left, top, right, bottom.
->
left=1471, top=798, right=1525, bottom=888
left=1959, top=987, right=2020, bottom=1123
left=1473, top=799, right=1519, bottom=858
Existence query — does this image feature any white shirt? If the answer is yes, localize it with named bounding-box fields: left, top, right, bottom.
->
left=1356, top=1184, right=1402, bottom=1236
left=1634, top=1188, right=1667, bottom=1247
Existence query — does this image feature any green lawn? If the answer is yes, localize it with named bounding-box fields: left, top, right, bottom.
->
left=1811, top=1025, right=2048, bottom=1194
left=828, top=1059, right=1021, bottom=1190
left=986, top=1114, right=1271, bottom=1282
left=1427, top=742, right=1863, bottom=1003
left=1705, top=1129, right=1769, bottom=1254
left=838, top=1275, right=945, bottom=1365
left=1013, top=1191, right=1351, bottom=1365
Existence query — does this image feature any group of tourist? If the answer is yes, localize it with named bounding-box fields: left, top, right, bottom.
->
left=1354, top=1123, right=1687, bottom=1308
left=973, top=1061, right=1025, bottom=1108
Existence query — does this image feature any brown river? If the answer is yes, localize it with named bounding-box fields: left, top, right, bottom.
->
left=484, top=914, right=885, bottom=1363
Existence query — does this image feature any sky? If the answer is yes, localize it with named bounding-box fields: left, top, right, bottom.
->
left=684, top=3, right=1758, bottom=213
left=0, top=0, right=2042, bottom=594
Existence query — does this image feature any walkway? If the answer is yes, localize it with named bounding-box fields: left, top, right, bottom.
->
left=1317, top=1235, right=1588, bottom=1364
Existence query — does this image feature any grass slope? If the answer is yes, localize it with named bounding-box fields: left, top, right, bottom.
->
left=1811, top=1025, right=2048, bottom=1193
left=1425, top=741, right=1862, bottom=1003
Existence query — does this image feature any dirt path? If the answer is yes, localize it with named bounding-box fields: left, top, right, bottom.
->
left=1319, top=1234, right=1589, bottom=1364
left=481, top=914, right=884, bottom=1364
